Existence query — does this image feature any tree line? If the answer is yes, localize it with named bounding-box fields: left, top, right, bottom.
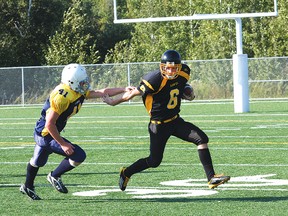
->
left=0, top=0, right=287, bottom=67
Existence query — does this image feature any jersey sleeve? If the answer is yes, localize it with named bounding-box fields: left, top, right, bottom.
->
left=137, top=79, right=155, bottom=95
left=137, top=70, right=162, bottom=95
left=179, top=64, right=191, bottom=81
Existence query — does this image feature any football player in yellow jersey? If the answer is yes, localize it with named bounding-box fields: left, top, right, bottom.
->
left=103, top=50, right=230, bottom=191
left=20, top=63, right=133, bottom=200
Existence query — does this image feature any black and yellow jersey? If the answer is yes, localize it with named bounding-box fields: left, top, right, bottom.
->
left=35, top=83, right=89, bottom=137
left=137, top=64, right=190, bottom=121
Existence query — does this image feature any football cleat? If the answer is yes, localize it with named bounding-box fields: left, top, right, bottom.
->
left=47, top=172, right=68, bottom=193
left=20, top=184, right=41, bottom=200
left=208, top=174, right=230, bottom=189
left=119, top=167, right=130, bottom=191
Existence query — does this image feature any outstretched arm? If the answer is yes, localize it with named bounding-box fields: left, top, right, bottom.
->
left=102, top=87, right=141, bottom=106
left=87, top=86, right=134, bottom=99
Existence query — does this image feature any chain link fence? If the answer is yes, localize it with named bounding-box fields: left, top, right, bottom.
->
left=0, top=57, right=287, bottom=106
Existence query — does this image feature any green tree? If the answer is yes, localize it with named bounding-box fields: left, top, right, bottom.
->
left=1, top=0, right=288, bottom=67
left=91, top=0, right=133, bottom=62
left=251, top=0, right=288, bottom=57
left=0, top=1, right=26, bottom=66
left=45, top=0, right=100, bottom=65
left=0, top=0, right=71, bottom=67
left=106, top=0, right=287, bottom=62
left=105, top=0, right=195, bottom=63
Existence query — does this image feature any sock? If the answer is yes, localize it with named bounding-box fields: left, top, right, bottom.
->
left=25, top=163, right=39, bottom=188
left=124, top=158, right=150, bottom=178
left=198, top=148, right=215, bottom=181
left=52, top=158, right=74, bottom=178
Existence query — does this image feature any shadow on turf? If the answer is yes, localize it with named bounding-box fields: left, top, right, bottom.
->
left=55, top=196, right=288, bottom=203
left=0, top=169, right=163, bottom=179
left=64, top=170, right=164, bottom=175
left=0, top=171, right=120, bottom=178
left=3, top=170, right=163, bottom=178
left=4, top=184, right=288, bottom=203
left=15, top=196, right=288, bottom=203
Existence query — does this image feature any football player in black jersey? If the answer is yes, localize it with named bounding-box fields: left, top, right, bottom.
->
left=20, top=63, right=133, bottom=200
left=103, top=50, right=230, bottom=191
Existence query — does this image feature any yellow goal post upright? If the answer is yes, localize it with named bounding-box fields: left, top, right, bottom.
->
left=113, top=0, right=278, bottom=113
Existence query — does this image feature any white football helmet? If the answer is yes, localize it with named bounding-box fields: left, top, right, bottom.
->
left=61, top=63, right=90, bottom=94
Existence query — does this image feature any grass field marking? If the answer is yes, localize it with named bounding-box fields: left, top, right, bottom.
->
left=2, top=145, right=288, bottom=151
left=1, top=112, right=288, bottom=122
left=72, top=188, right=218, bottom=198
left=1, top=161, right=288, bottom=167
left=210, top=135, right=288, bottom=138
left=72, top=174, right=288, bottom=199
left=2, top=173, right=288, bottom=199
left=2, top=183, right=288, bottom=191
left=0, top=146, right=26, bottom=150
left=161, top=174, right=288, bottom=187
left=0, top=99, right=286, bottom=111
left=123, top=189, right=218, bottom=199
left=3, top=135, right=288, bottom=140
left=251, top=123, right=288, bottom=129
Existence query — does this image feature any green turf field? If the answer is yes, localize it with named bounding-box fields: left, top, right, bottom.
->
left=1, top=100, right=288, bottom=216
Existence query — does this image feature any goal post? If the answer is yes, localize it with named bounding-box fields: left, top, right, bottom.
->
left=113, top=0, right=278, bottom=113
left=113, top=0, right=278, bottom=23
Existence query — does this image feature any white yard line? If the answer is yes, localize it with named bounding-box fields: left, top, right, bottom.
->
left=1, top=161, right=288, bottom=167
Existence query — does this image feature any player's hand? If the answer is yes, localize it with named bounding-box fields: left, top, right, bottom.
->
left=125, top=86, right=136, bottom=92
left=61, top=142, right=75, bottom=156
left=121, top=90, right=134, bottom=101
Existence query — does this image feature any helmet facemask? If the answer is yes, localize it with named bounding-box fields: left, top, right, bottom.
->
left=160, top=61, right=182, bottom=80
left=160, top=50, right=182, bottom=80
left=69, top=77, right=90, bottom=94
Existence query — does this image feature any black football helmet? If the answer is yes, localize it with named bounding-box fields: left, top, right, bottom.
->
left=160, top=50, right=182, bottom=79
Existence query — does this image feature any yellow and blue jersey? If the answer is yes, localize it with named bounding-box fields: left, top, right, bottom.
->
left=137, top=64, right=190, bottom=121
left=35, top=83, right=89, bottom=137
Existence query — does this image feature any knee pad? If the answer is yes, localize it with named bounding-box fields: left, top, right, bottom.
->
left=69, top=159, right=82, bottom=167
left=29, top=159, right=44, bottom=168
left=195, top=134, right=209, bottom=145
